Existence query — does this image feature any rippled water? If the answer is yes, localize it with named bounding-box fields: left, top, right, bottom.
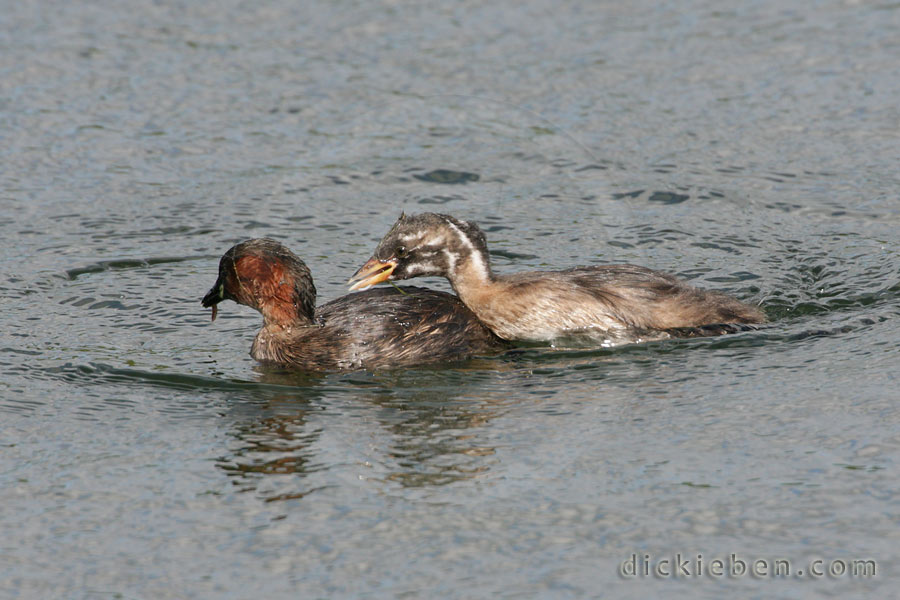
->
left=2, top=1, right=898, bottom=598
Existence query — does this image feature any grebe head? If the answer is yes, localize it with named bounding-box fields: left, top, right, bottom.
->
left=202, top=238, right=316, bottom=327
left=349, top=212, right=491, bottom=291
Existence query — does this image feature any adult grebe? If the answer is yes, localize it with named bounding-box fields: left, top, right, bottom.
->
left=202, top=238, right=507, bottom=370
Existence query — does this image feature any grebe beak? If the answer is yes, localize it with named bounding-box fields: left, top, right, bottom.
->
left=348, top=257, right=397, bottom=291
left=201, top=279, right=225, bottom=321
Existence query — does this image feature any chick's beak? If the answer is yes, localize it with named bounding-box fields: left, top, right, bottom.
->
left=201, top=279, right=225, bottom=321
left=348, top=257, right=397, bottom=291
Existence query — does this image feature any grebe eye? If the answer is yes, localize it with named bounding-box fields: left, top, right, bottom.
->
left=396, top=245, right=408, bottom=258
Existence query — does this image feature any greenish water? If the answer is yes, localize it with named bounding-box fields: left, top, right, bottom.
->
left=2, top=1, right=898, bottom=598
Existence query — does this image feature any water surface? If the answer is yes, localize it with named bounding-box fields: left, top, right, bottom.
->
left=2, top=1, right=898, bottom=598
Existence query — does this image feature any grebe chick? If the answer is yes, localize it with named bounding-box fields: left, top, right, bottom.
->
left=349, top=213, right=766, bottom=343
left=201, top=238, right=507, bottom=370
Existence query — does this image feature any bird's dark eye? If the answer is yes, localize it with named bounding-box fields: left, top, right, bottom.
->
left=396, top=245, right=408, bottom=258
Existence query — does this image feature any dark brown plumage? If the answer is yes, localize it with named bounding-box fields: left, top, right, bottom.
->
left=201, top=238, right=507, bottom=370
left=349, top=213, right=766, bottom=344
